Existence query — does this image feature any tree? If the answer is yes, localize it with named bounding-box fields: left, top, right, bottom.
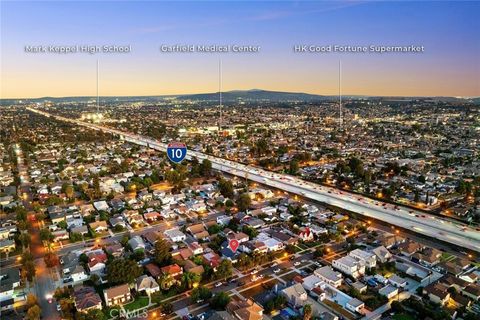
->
left=59, top=298, right=75, bottom=319
left=241, top=225, right=258, bottom=239
left=190, top=286, right=212, bottom=303
left=40, top=228, right=54, bottom=244
left=154, top=238, right=172, bottom=266
left=289, top=160, right=299, bottom=175
left=26, top=294, right=38, bottom=308
left=237, top=193, right=251, bottom=212
left=218, top=178, right=234, bottom=199
left=26, top=305, right=41, bottom=320
left=65, top=185, right=74, bottom=199
left=160, top=302, right=173, bottom=315
left=44, top=252, right=60, bottom=268
left=303, top=304, right=313, bottom=320
left=181, top=272, right=201, bottom=290
left=70, top=232, right=83, bottom=242
left=199, top=159, right=212, bottom=177
left=216, top=259, right=233, bottom=280
left=159, top=273, right=175, bottom=291
left=21, top=252, right=36, bottom=282
left=390, top=301, right=404, bottom=313
left=210, top=291, right=231, bottom=310
left=106, top=258, right=142, bottom=285
left=19, top=232, right=31, bottom=251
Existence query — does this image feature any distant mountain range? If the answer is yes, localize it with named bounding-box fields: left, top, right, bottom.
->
left=1, top=89, right=479, bottom=105
left=177, top=89, right=329, bottom=102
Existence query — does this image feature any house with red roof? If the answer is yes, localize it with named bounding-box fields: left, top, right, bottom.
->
left=299, top=227, right=314, bottom=242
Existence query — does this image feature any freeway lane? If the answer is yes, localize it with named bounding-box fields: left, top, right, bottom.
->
left=26, top=107, right=480, bottom=253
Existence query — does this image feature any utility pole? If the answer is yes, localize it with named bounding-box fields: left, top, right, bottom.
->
left=218, top=59, right=222, bottom=131
left=97, top=59, right=100, bottom=115
left=339, top=60, right=343, bottom=130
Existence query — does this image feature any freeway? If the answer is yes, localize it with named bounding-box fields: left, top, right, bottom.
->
left=26, top=107, right=480, bottom=253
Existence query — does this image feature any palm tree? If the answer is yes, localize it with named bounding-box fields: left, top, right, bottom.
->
left=159, top=273, right=174, bottom=291
left=181, top=272, right=201, bottom=290
left=303, top=304, right=312, bottom=320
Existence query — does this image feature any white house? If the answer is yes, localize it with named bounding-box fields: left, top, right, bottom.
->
left=349, top=249, right=377, bottom=269
left=164, top=229, right=186, bottom=242
left=314, top=266, right=343, bottom=288
left=332, top=256, right=365, bottom=279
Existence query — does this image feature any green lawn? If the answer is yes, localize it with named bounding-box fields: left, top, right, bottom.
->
left=124, top=296, right=149, bottom=312
left=440, top=252, right=455, bottom=262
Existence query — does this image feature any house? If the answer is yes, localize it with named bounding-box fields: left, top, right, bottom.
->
left=346, top=298, right=365, bottom=313
left=463, top=284, right=480, bottom=301
left=398, top=241, right=423, bottom=257
left=128, top=236, right=146, bottom=252
left=52, top=229, right=70, bottom=242
left=188, top=242, right=204, bottom=255
left=423, top=283, right=450, bottom=306
left=0, top=239, right=15, bottom=253
left=352, top=281, right=367, bottom=294
left=349, top=249, right=377, bottom=268
left=71, top=265, right=88, bottom=283
left=73, top=286, right=102, bottom=312
left=413, top=247, right=442, bottom=267
left=61, top=252, right=79, bottom=274
left=109, top=215, right=127, bottom=229
left=87, top=250, right=108, bottom=274
left=216, top=215, right=232, bottom=226
left=80, top=204, right=95, bottom=217
left=187, top=223, right=206, bottom=236
left=203, top=252, right=221, bottom=269
left=332, top=256, right=365, bottom=279
left=378, top=285, right=398, bottom=299
left=379, top=234, right=405, bottom=249
left=226, top=298, right=263, bottom=320
left=388, top=274, right=407, bottom=288
left=135, top=275, right=160, bottom=295
left=93, top=200, right=110, bottom=212
left=0, top=268, right=21, bottom=303
left=184, top=260, right=204, bottom=275
left=0, top=227, right=10, bottom=240
left=301, top=275, right=324, bottom=291
left=89, top=221, right=108, bottom=234
left=104, top=242, right=124, bottom=258
left=228, top=232, right=249, bottom=243
left=144, top=211, right=161, bottom=222
left=299, top=227, right=314, bottom=242
left=103, top=284, right=132, bottom=307
left=145, top=263, right=162, bottom=279
left=164, top=228, right=186, bottom=242
left=161, top=264, right=183, bottom=279
left=314, top=266, right=342, bottom=288
left=71, top=225, right=88, bottom=236
left=281, top=283, right=308, bottom=308
left=372, top=246, right=392, bottom=263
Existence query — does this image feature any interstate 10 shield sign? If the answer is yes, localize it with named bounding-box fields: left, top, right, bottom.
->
left=166, top=142, right=187, bottom=163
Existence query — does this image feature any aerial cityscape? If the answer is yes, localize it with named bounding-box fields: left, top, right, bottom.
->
left=0, top=1, right=479, bottom=320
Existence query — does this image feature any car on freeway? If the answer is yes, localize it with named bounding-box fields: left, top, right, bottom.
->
left=273, top=268, right=281, bottom=273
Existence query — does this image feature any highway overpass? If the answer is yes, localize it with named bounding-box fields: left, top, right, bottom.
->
left=26, top=107, right=480, bottom=253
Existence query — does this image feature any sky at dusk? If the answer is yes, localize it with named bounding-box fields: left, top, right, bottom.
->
left=1, top=1, right=479, bottom=98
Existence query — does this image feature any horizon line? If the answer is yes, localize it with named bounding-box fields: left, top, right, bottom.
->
left=1, top=89, right=478, bottom=101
